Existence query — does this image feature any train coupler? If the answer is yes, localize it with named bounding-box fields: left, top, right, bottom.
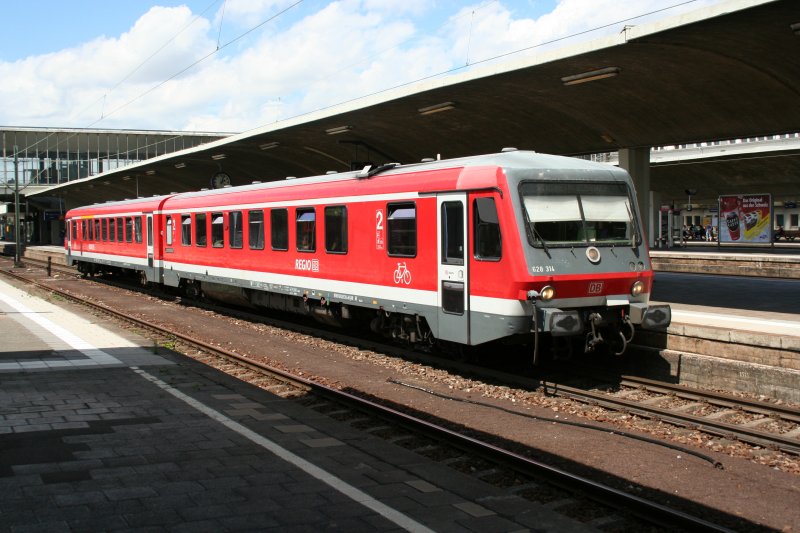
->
left=585, top=312, right=605, bottom=353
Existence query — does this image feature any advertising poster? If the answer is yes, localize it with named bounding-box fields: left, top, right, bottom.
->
left=718, top=194, right=772, bottom=243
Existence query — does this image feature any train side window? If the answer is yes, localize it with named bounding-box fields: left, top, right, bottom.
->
left=441, top=201, right=464, bottom=265
left=181, top=215, right=192, bottom=246
left=101, top=219, right=108, bottom=241
left=229, top=211, right=243, bottom=249
left=117, top=217, right=124, bottom=242
left=109, top=218, right=116, bottom=242
left=296, top=208, right=316, bottom=252
left=387, top=202, right=416, bottom=257
left=81, top=220, right=87, bottom=240
left=135, top=217, right=143, bottom=243
left=248, top=210, right=264, bottom=250
left=166, top=216, right=174, bottom=246
left=325, top=206, right=347, bottom=254
left=71, top=221, right=78, bottom=240
left=196, top=213, right=207, bottom=247
left=271, top=208, right=288, bottom=251
left=211, top=212, right=224, bottom=248
left=125, top=217, right=133, bottom=242
left=94, top=219, right=101, bottom=241
left=473, top=197, right=502, bottom=261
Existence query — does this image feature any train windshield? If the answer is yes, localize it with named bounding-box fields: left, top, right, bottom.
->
left=520, top=181, right=640, bottom=247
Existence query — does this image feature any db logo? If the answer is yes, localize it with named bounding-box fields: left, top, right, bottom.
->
left=588, top=281, right=604, bottom=294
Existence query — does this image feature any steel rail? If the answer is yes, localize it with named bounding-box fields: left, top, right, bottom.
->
left=542, top=380, right=800, bottom=455
left=619, top=375, right=800, bottom=421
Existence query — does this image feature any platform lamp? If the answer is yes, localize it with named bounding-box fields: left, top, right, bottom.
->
left=13, top=145, right=22, bottom=267
left=685, top=189, right=697, bottom=212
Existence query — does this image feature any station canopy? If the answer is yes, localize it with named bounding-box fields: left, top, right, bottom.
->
left=40, top=0, right=800, bottom=206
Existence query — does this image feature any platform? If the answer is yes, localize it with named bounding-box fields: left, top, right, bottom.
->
left=650, top=245, right=800, bottom=279
left=0, top=277, right=590, bottom=532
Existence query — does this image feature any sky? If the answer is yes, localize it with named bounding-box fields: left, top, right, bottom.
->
left=0, top=0, right=724, bottom=133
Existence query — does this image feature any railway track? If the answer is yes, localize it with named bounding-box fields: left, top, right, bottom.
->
left=1, top=256, right=739, bottom=532
left=14, top=256, right=800, bottom=456
left=541, top=374, right=800, bottom=456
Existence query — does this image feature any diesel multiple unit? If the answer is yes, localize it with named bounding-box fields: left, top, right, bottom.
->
left=65, top=150, right=670, bottom=361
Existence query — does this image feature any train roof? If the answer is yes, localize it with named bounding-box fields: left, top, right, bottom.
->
left=170, top=149, right=626, bottom=198
left=67, top=150, right=627, bottom=214
left=66, top=194, right=173, bottom=215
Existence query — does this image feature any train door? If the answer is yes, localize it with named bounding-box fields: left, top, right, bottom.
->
left=65, top=219, right=72, bottom=254
left=146, top=214, right=154, bottom=269
left=76, top=219, right=84, bottom=257
left=436, top=193, right=469, bottom=344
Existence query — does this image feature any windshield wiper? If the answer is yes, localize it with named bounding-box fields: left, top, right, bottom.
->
left=530, top=223, right=551, bottom=257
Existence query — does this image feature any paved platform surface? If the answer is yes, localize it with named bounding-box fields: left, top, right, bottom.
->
left=0, top=278, right=592, bottom=532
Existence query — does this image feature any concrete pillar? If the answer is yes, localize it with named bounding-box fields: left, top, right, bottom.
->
left=618, top=147, right=656, bottom=247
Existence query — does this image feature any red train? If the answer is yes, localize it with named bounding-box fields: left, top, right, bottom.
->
left=65, top=150, right=670, bottom=361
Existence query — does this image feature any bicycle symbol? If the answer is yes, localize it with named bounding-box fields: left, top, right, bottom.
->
left=393, top=262, right=412, bottom=285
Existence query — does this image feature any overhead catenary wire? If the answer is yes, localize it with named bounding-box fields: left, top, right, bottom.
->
left=89, top=0, right=304, bottom=129
left=216, top=0, right=227, bottom=50
left=77, top=0, right=224, bottom=130
left=11, top=0, right=224, bottom=161
left=6, top=0, right=300, bottom=168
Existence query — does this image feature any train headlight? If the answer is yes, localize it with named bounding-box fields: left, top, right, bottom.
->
left=540, top=285, right=556, bottom=301
left=586, top=246, right=601, bottom=264
left=630, top=280, right=644, bottom=297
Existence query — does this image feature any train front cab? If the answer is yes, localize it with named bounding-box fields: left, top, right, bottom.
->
left=423, top=155, right=673, bottom=362
left=510, top=168, right=671, bottom=361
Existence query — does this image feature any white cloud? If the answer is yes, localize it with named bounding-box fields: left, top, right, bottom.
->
left=0, top=5, right=215, bottom=129
left=0, top=0, right=723, bottom=132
